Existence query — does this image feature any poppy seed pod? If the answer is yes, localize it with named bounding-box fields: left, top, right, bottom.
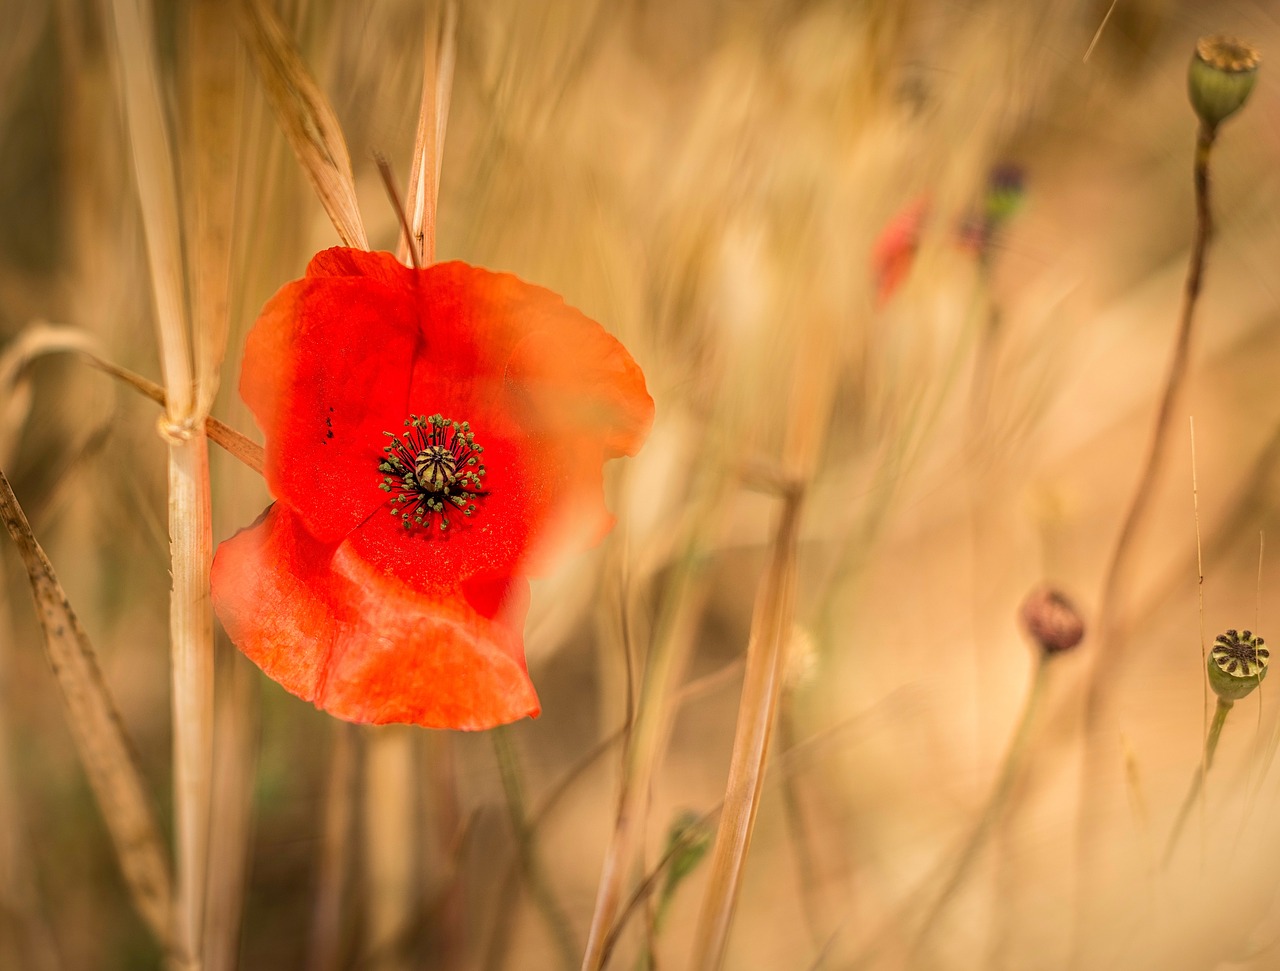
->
left=1020, top=586, right=1085, bottom=656
left=1188, top=35, right=1260, bottom=132
left=1207, top=629, right=1269, bottom=703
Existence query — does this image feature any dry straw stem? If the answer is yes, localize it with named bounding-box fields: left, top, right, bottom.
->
left=202, top=657, right=258, bottom=971
left=399, top=0, right=457, bottom=266
left=107, top=0, right=194, bottom=419
left=689, top=485, right=804, bottom=971
left=183, top=10, right=245, bottom=962
left=188, top=0, right=242, bottom=419
left=0, top=467, right=173, bottom=948
left=108, top=0, right=224, bottom=965
left=239, top=0, right=368, bottom=250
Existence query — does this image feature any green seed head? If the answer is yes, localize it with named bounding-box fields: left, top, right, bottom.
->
left=1188, top=35, right=1260, bottom=132
left=1208, top=629, right=1269, bottom=702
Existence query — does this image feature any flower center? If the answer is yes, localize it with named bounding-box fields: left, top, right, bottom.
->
left=378, top=414, right=486, bottom=531
left=1211, top=629, right=1270, bottom=679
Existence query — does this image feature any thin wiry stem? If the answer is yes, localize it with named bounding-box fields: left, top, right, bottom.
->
left=912, top=652, right=1051, bottom=955
left=1077, top=121, right=1218, bottom=955
left=1091, top=124, right=1216, bottom=712
left=579, top=502, right=721, bottom=971
left=1164, top=697, right=1233, bottom=866
left=491, top=728, right=578, bottom=971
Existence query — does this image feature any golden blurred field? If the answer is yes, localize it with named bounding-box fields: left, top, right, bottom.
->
left=3, top=1, right=1280, bottom=969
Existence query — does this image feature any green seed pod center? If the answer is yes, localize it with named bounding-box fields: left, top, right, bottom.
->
left=415, top=445, right=458, bottom=493
left=377, top=414, right=487, bottom=532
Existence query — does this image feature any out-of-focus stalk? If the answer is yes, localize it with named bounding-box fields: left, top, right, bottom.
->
left=688, top=486, right=803, bottom=971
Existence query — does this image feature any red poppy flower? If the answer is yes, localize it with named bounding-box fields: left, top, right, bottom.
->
left=210, top=248, right=653, bottom=729
left=871, top=196, right=929, bottom=305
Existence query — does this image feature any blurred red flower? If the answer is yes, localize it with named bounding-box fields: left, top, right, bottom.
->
left=211, top=248, right=653, bottom=729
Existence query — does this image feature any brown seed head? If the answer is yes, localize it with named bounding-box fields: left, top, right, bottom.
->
left=1196, top=35, right=1261, bottom=73
left=1020, top=586, right=1085, bottom=655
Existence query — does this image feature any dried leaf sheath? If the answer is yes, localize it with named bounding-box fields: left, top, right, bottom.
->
left=238, top=0, right=368, bottom=250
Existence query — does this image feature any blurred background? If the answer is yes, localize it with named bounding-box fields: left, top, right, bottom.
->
left=3, top=0, right=1280, bottom=968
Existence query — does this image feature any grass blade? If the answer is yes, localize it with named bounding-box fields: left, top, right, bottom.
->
left=239, top=0, right=368, bottom=250
left=0, top=467, right=173, bottom=948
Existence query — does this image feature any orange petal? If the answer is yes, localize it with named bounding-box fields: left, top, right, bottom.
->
left=211, top=504, right=540, bottom=729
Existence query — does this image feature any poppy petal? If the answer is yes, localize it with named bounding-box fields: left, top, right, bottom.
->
left=211, top=504, right=540, bottom=729
left=241, top=252, right=419, bottom=543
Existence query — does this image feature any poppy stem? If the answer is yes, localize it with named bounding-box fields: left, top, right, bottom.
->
left=1091, top=123, right=1216, bottom=713
left=491, top=727, right=579, bottom=971
left=1163, top=696, right=1233, bottom=866
left=1077, top=119, right=1218, bottom=955
left=911, top=651, right=1051, bottom=956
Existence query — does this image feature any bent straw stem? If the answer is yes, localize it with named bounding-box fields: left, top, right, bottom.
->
left=689, top=485, right=804, bottom=971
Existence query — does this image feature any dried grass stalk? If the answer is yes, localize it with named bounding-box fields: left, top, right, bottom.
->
left=166, top=432, right=216, bottom=971
left=0, top=467, right=173, bottom=948
left=239, top=0, right=369, bottom=250
left=399, top=0, right=457, bottom=265
left=202, top=655, right=258, bottom=971
left=107, top=0, right=193, bottom=419
left=188, top=0, right=242, bottom=419
left=108, top=2, right=219, bottom=966
left=689, top=488, right=803, bottom=970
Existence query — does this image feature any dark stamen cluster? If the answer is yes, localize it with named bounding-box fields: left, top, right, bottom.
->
left=1211, top=629, right=1269, bottom=679
left=378, top=414, right=486, bottom=531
